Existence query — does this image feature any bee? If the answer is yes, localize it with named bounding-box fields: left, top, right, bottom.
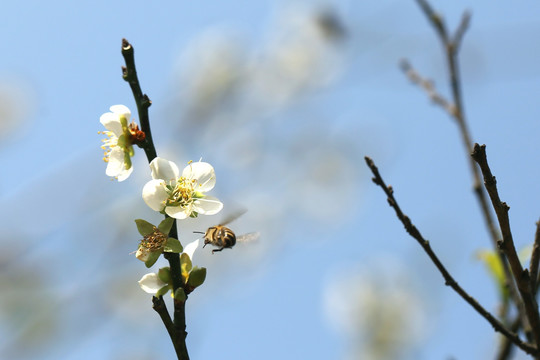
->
left=194, top=211, right=259, bottom=254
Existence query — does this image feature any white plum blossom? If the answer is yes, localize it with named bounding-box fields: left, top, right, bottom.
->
left=99, top=105, right=143, bottom=181
left=142, top=157, right=223, bottom=219
left=138, top=273, right=167, bottom=294
left=183, top=238, right=200, bottom=261
left=138, top=240, right=200, bottom=294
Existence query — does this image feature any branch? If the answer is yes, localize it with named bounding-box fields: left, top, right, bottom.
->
left=121, top=39, right=189, bottom=360
left=152, top=296, right=186, bottom=359
left=121, top=39, right=157, bottom=162
left=364, top=156, right=537, bottom=356
left=452, top=11, right=471, bottom=53
left=471, top=144, right=540, bottom=348
left=412, top=0, right=500, bottom=248
left=495, top=316, right=522, bottom=360
left=400, top=59, right=456, bottom=117
left=529, top=220, right=540, bottom=293
left=415, top=0, right=448, bottom=43
left=409, top=1, right=525, bottom=331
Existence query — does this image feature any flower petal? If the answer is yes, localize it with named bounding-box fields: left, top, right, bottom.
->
left=106, top=147, right=133, bottom=181
left=165, top=205, right=189, bottom=219
left=193, top=196, right=223, bottom=215
left=142, top=179, right=168, bottom=211
left=150, top=157, right=180, bottom=182
left=138, top=273, right=167, bottom=294
left=136, top=246, right=151, bottom=262
left=183, top=239, right=200, bottom=261
left=109, top=104, right=131, bottom=120
left=116, top=166, right=134, bottom=182
left=182, top=162, right=216, bottom=192
left=100, top=112, right=123, bottom=135
left=105, top=147, right=125, bottom=176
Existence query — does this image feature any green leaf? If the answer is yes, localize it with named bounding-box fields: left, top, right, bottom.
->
left=187, top=266, right=207, bottom=288
left=158, top=217, right=175, bottom=235
left=180, top=253, right=192, bottom=282
left=158, top=267, right=171, bottom=283
left=477, top=249, right=508, bottom=300
left=164, top=238, right=183, bottom=253
left=156, top=285, right=171, bottom=298
left=144, top=251, right=161, bottom=268
left=135, top=219, right=155, bottom=236
left=174, top=287, right=186, bottom=302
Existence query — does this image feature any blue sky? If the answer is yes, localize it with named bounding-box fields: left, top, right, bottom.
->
left=1, top=1, right=540, bottom=359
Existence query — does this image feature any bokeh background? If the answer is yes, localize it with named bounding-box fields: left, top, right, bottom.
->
left=2, top=0, right=540, bottom=359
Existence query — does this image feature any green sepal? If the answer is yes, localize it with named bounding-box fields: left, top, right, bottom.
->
left=158, top=267, right=171, bottom=283
left=135, top=219, right=155, bottom=236
left=144, top=251, right=161, bottom=268
left=117, top=133, right=129, bottom=148
left=180, top=253, right=192, bottom=283
left=158, top=217, right=175, bottom=235
left=155, top=285, right=171, bottom=298
left=124, top=149, right=133, bottom=169
left=119, top=114, right=128, bottom=128
left=164, top=238, right=183, bottom=253
left=189, top=211, right=199, bottom=218
left=187, top=266, right=207, bottom=288
left=174, top=287, right=186, bottom=302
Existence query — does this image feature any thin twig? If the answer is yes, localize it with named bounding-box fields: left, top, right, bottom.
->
left=471, top=144, right=540, bottom=350
left=415, top=0, right=448, bottom=43
left=529, top=220, right=540, bottom=292
left=364, top=156, right=537, bottom=356
left=452, top=11, right=471, bottom=53
left=121, top=39, right=157, bottom=162
left=495, top=316, right=522, bottom=360
left=400, top=59, right=456, bottom=117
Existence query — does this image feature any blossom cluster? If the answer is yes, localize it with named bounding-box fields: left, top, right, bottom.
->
left=100, top=105, right=223, bottom=295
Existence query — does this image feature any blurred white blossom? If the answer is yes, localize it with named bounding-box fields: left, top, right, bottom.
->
left=324, top=261, right=426, bottom=360
left=248, top=4, right=345, bottom=108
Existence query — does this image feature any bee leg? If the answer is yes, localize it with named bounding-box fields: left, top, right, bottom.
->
left=212, top=247, right=225, bottom=254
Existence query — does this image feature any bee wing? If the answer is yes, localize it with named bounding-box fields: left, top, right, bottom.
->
left=220, top=209, right=248, bottom=226
left=236, top=232, right=260, bottom=243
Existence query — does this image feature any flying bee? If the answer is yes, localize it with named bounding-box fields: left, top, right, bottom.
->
left=194, top=211, right=259, bottom=254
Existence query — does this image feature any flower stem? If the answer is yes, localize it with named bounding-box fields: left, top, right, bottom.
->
left=121, top=38, right=189, bottom=360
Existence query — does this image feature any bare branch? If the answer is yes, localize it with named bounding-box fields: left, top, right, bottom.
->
left=495, top=316, right=522, bottom=360
left=471, top=144, right=540, bottom=349
left=529, top=220, right=540, bottom=292
left=415, top=0, right=449, bottom=43
left=364, top=156, right=537, bottom=356
left=452, top=11, right=471, bottom=53
left=400, top=59, right=457, bottom=117
left=407, top=1, right=526, bottom=328
left=410, top=2, right=500, bottom=248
